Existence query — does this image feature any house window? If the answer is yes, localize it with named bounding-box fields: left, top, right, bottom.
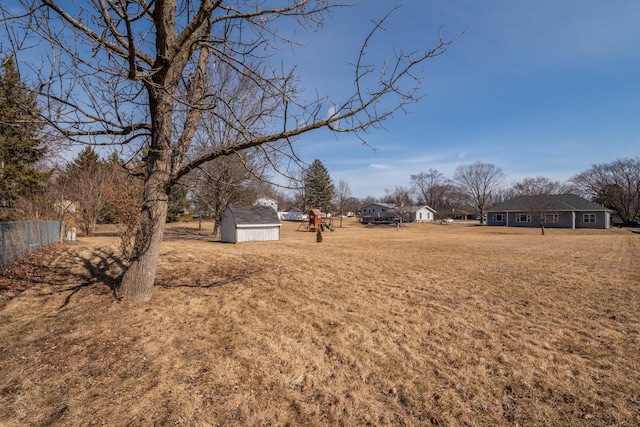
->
left=547, top=214, right=559, bottom=223
left=493, top=214, right=505, bottom=222
left=584, top=213, right=596, bottom=223
left=516, top=214, right=531, bottom=223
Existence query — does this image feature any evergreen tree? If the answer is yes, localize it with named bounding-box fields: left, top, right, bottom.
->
left=303, top=159, right=335, bottom=213
left=167, top=184, right=190, bottom=223
left=67, top=146, right=101, bottom=173
left=0, top=56, right=48, bottom=220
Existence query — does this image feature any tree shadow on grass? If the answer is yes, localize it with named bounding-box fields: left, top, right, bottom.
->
left=0, top=243, right=127, bottom=309
left=57, top=247, right=127, bottom=308
left=162, top=226, right=220, bottom=242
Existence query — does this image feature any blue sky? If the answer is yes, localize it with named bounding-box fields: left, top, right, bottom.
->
left=283, top=1, right=640, bottom=198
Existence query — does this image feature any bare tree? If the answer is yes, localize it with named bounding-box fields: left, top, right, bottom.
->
left=102, top=154, right=144, bottom=260
left=492, top=186, right=518, bottom=205
left=182, top=58, right=274, bottom=234
left=334, top=179, right=352, bottom=227
left=3, top=1, right=453, bottom=301
left=506, top=176, right=573, bottom=235
left=521, top=194, right=560, bottom=235
left=360, top=196, right=377, bottom=206
left=382, top=185, right=414, bottom=223
left=511, top=176, right=572, bottom=196
left=344, top=196, right=360, bottom=218
left=453, top=162, right=504, bottom=224
left=58, top=147, right=110, bottom=236
left=262, top=186, right=297, bottom=212
left=190, top=152, right=260, bottom=238
left=410, top=168, right=456, bottom=211
left=570, top=158, right=640, bottom=222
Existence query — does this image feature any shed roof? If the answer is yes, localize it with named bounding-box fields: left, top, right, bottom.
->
left=227, top=206, right=281, bottom=225
left=488, top=194, right=609, bottom=212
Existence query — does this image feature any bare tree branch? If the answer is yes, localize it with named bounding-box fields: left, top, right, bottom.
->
left=1, top=0, right=455, bottom=301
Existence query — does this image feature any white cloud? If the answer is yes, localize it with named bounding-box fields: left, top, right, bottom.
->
left=369, top=163, right=390, bottom=170
left=326, top=104, right=338, bottom=120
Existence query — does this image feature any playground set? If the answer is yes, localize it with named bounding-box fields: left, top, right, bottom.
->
left=297, top=209, right=335, bottom=232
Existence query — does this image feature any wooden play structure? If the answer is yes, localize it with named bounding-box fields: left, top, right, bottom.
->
left=297, top=209, right=335, bottom=232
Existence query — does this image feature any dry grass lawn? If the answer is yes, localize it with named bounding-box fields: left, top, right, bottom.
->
left=1, top=218, right=639, bottom=426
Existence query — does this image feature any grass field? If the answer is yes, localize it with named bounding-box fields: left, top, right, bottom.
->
left=1, top=218, right=639, bottom=426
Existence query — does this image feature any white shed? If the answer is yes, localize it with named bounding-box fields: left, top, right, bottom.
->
left=221, top=206, right=281, bottom=243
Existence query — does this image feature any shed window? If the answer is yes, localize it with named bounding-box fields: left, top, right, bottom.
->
left=584, top=213, right=596, bottom=223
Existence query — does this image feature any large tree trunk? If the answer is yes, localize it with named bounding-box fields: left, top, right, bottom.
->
left=118, top=92, right=173, bottom=301
left=118, top=193, right=168, bottom=301
left=117, top=9, right=211, bottom=301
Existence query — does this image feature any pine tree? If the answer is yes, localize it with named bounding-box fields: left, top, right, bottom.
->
left=302, top=159, right=335, bottom=213
left=0, top=56, right=48, bottom=220
left=67, top=146, right=101, bottom=173
left=167, top=184, right=189, bottom=223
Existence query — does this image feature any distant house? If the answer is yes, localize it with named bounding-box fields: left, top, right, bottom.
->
left=359, top=202, right=399, bottom=224
left=221, top=205, right=282, bottom=243
left=412, top=205, right=437, bottom=223
left=486, top=194, right=611, bottom=229
left=437, top=208, right=475, bottom=221
left=255, top=196, right=278, bottom=212
left=359, top=202, right=436, bottom=224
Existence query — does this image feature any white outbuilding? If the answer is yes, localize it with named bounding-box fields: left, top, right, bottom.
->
left=221, top=205, right=282, bottom=243
left=413, top=205, right=437, bottom=223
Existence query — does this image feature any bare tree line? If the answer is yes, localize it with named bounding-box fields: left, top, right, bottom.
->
left=368, top=158, right=640, bottom=225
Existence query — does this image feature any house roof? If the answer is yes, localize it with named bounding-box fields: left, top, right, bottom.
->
left=227, top=205, right=281, bottom=225
left=256, top=196, right=277, bottom=203
left=411, top=205, right=437, bottom=213
left=360, top=202, right=397, bottom=210
left=487, top=194, right=609, bottom=212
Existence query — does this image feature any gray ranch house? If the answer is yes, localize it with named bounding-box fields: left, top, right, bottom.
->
left=486, top=194, right=611, bottom=229
left=359, top=202, right=397, bottom=224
